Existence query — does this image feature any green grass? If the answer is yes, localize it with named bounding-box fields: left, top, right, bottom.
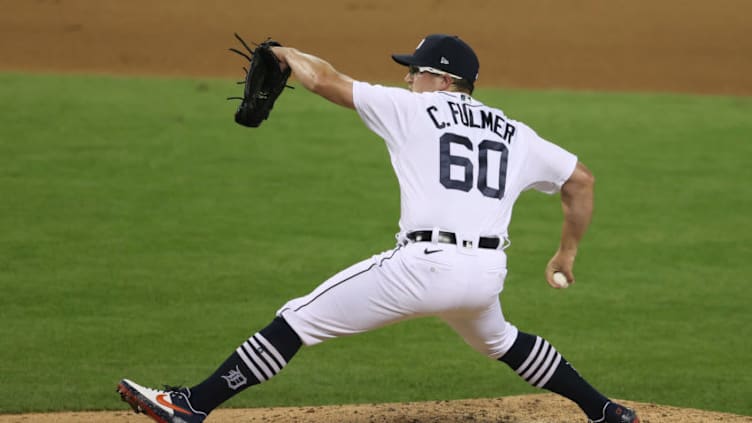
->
left=0, top=73, right=750, bottom=415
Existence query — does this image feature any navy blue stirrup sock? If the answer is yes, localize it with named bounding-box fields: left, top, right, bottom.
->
left=189, top=317, right=302, bottom=413
left=499, top=331, right=609, bottom=420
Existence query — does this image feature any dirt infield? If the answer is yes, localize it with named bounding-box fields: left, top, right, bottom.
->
left=2, top=394, right=751, bottom=422
left=1, top=0, right=751, bottom=422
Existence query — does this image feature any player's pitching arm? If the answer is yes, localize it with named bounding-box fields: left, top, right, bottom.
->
left=271, top=47, right=355, bottom=109
left=545, top=161, right=595, bottom=288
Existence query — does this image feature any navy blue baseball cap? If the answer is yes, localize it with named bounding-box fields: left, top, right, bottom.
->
left=392, top=34, right=479, bottom=83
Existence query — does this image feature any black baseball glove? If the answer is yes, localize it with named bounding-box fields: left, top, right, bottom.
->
left=228, top=34, right=292, bottom=128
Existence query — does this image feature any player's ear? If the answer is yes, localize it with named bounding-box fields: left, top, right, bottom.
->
left=442, top=74, right=454, bottom=90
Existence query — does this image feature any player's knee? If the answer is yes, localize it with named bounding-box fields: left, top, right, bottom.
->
left=474, top=343, right=507, bottom=359
left=466, top=325, right=520, bottom=359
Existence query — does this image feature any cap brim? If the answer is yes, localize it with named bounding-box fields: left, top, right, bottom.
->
left=391, top=54, right=421, bottom=67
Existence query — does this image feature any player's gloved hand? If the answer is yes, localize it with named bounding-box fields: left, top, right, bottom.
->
left=227, top=33, right=293, bottom=128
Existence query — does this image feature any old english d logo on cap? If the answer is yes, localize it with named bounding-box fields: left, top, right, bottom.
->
left=392, top=34, right=479, bottom=83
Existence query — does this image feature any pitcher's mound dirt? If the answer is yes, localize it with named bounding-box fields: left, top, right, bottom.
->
left=2, top=394, right=750, bottom=422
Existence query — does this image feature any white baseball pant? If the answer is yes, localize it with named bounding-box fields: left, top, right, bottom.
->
left=278, top=238, right=519, bottom=359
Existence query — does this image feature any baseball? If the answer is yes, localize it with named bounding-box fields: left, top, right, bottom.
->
left=552, top=272, right=569, bottom=288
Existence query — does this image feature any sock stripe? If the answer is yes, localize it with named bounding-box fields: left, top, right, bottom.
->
left=254, top=333, right=287, bottom=368
left=520, top=340, right=550, bottom=380
left=233, top=325, right=297, bottom=388
left=529, top=344, right=557, bottom=385
left=243, top=340, right=276, bottom=379
left=235, top=345, right=266, bottom=382
left=534, top=352, right=562, bottom=388
left=515, top=336, right=563, bottom=388
left=515, top=336, right=542, bottom=376
left=249, top=336, right=281, bottom=374
left=239, top=343, right=270, bottom=381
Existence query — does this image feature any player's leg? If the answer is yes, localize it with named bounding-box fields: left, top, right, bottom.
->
left=498, top=330, right=638, bottom=422
left=119, top=245, right=416, bottom=422
left=277, top=244, right=427, bottom=345
left=443, top=301, right=638, bottom=423
left=200, top=244, right=415, bottom=404
left=186, top=315, right=302, bottom=412
left=117, top=315, right=301, bottom=422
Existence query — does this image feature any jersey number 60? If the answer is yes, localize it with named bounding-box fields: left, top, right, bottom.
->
left=439, top=133, right=509, bottom=199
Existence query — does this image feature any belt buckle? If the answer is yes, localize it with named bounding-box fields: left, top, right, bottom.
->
left=456, top=232, right=478, bottom=251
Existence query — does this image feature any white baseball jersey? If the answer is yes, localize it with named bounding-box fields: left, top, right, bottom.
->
left=353, top=81, right=577, bottom=242
left=278, top=82, right=577, bottom=361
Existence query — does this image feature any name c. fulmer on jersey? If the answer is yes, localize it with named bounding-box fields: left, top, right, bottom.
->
left=426, top=100, right=517, bottom=143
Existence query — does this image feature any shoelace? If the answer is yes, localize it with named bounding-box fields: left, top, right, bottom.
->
left=162, top=385, right=189, bottom=399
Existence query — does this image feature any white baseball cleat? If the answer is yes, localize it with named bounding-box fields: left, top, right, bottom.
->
left=117, top=378, right=208, bottom=423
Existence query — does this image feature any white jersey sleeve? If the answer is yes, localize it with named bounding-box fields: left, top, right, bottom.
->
left=352, top=81, right=418, bottom=152
left=518, top=123, right=578, bottom=194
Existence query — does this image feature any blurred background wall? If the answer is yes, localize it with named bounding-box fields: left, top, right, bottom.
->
left=1, top=0, right=750, bottom=95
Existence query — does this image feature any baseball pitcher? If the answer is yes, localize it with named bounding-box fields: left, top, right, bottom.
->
left=118, top=34, right=639, bottom=423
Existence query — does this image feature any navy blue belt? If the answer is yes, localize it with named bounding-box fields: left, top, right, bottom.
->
left=406, top=231, right=500, bottom=249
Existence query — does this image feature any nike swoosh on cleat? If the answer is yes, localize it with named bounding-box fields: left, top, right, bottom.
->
left=423, top=248, right=443, bottom=255
left=156, top=393, right=193, bottom=415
